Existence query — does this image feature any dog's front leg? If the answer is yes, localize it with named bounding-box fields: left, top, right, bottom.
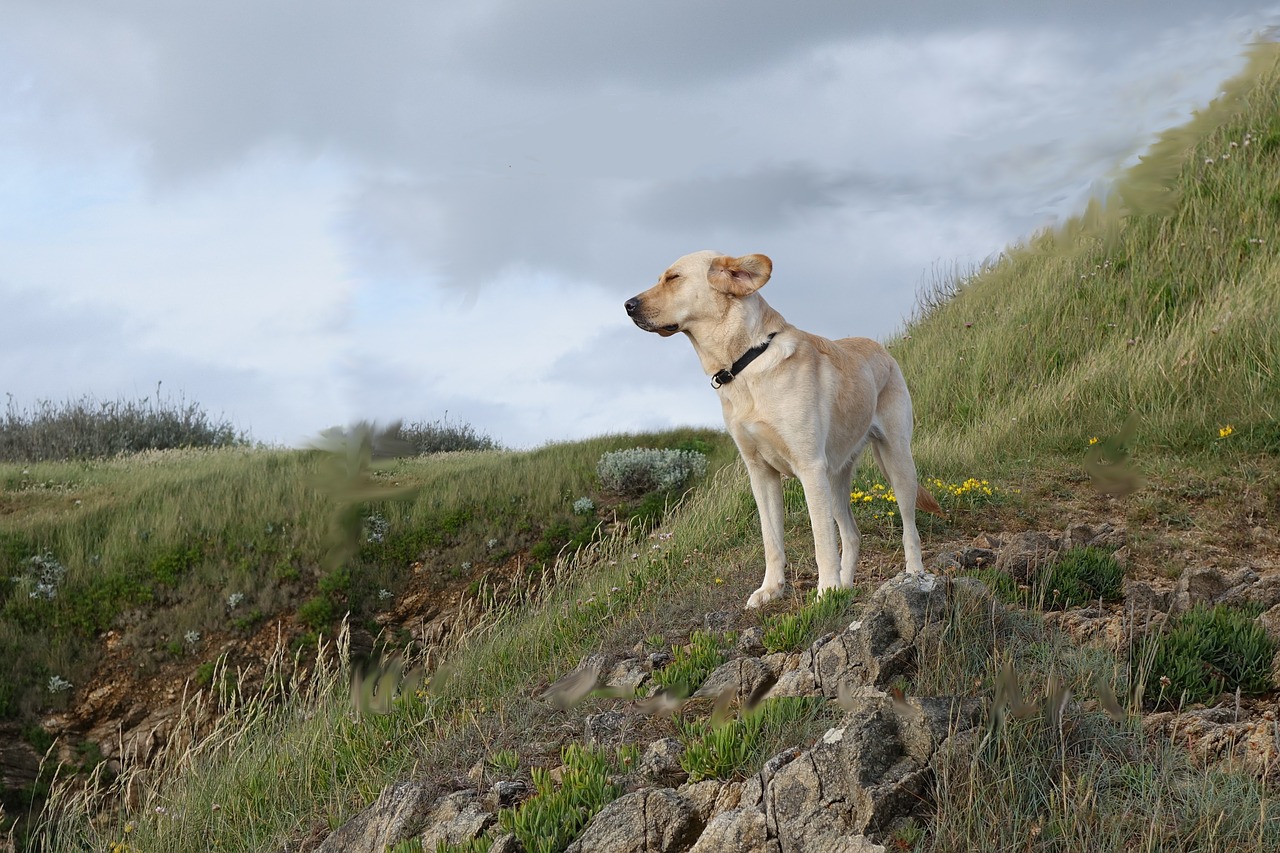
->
left=797, top=464, right=842, bottom=597
left=744, top=461, right=787, bottom=609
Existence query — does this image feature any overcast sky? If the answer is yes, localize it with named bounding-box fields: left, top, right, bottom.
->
left=2, top=2, right=1278, bottom=448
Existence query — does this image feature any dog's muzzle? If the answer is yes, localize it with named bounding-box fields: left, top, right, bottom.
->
left=624, top=297, right=679, bottom=336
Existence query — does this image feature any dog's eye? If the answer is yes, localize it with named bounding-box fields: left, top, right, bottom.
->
left=664, top=272, right=681, bottom=283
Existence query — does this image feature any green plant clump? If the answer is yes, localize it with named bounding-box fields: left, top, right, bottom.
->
left=1038, top=546, right=1125, bottom=610
left=678, top=697, right=829, bottom=781
left=1141, top=604, right=1277, bottom=708
left=0, top=390, right=247, bottom=462
left=652, top=629, right=725, bottom=692
left=392, top=415, right=499, bottom=455
left=496, top=743, right=620, bottom=853
left=965, top=546, right=1124, bottom=611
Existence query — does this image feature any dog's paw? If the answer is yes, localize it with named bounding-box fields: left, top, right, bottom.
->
left=815, top=581, right=844, bottom=598
left=745, top=583, right=784, bottom=609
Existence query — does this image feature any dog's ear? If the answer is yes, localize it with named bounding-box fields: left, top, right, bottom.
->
left=708, top=254, right=772, bottom=297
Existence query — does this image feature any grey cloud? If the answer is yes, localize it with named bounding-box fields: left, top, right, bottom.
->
left=458, top=0, right=1277, bottom=87
left=628, top=163, right=936, bottom=233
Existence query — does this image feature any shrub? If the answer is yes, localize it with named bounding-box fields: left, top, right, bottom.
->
left=1038, top=546, right=1125, bottom=610
left=596, top=448, right=708, bottom=496
left=297, top=596, right=335, bottom=631
left=0, top=390, right=247, bottom=462
left=15, top=552, right=67, bottom=601
left=1140, top=605, right=1277, bottom=708
left=394, top=415, right=499, bottom=455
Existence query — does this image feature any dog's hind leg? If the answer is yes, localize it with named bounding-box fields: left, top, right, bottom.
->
left=871, top=438, right=927, bottom=576
left=831, top=458, right=861, bottom=588
left=744, top=460, right=788, bottom=609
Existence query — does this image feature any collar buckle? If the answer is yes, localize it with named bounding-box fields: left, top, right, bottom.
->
left=710, top=333, right=777, bottom=390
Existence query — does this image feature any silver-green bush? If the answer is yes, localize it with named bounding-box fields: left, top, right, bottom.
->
left=596, top=447, right=708, bottom=496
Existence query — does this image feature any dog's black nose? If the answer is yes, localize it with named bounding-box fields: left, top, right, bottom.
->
left=624, top=297, right=640, bottom=316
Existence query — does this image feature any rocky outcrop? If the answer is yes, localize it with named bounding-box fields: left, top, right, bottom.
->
left=324, top=571, right=988, bottom=853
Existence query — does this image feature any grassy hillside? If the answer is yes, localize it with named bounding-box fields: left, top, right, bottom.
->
left=893, top=45, right=1280, bottom=469
left=14, top=43, right=1280, bottom=853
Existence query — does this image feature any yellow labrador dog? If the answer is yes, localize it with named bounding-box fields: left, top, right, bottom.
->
left=625, top=250, right=942, bottom=608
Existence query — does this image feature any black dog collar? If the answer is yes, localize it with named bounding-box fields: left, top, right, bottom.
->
left=711, top=333, right=777, bottom=389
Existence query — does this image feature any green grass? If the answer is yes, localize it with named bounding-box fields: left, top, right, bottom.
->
left=761, top=587, right=858, bottom=653
left=966, top=546, right=1125, bottom=611
left=495, top=744, right=624, bottom=853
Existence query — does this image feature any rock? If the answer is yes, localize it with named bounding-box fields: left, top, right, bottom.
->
left=954, top=547, right=998, bottom=569
left=604, top=658, right=650, bottom=698
left=585, top=710, right=631, bottom=746
left=489, top=780, right=529, bottom=809
left=648, top=651, right=674, bottom=671
left=677, top=779, right=723, bottom=823
left=759, top=652, right=791, bottom=678
left=704, top=611, right=734, bottom=633
left=764, top=692, right=981, bottom=844
left=1258, top=604, right=1280, bottom=642
left=687, top=807, right=769, bottom=852
left=1173, top=567, right=1228, bottom=612
left=817, top=572, right=952, bottom=692
left=736, top=626, right=766, bottom=657
left=315, top=781, right=437, bottom=853
left=1125, top=580, right=1173, bottom=613
left=565, top=788, right=703, bottom=853
left=1043, top=607, right=1126, bottom=650
left=994, top=532, right=1060, bottom=583
left=489, top=834, right=522, bottom=853
left=417, top=791, right=495, bottom=850
left=766, top=572, right=966, bottom=701
left=638, top=737, right=688, bottom=787
left=693, top=657, right=775, bottom=704
left=0, top=729, right=41, bottom=791
left=1227, top=574, right=1280, bottom=611
left=1062, top=522, right=1125, bottom=551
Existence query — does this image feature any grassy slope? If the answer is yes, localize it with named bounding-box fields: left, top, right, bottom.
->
left=0, top=429, right=734, bottom=736
left=22, top=45, right=1280, bottom=853
left=894, top=46, right=1280, bottom=470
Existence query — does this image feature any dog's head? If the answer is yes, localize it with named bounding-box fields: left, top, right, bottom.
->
left=624, top=251, right=772, bottom=337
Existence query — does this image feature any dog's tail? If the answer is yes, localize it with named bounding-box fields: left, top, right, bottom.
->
left=915, top=484, right=944, bottom=517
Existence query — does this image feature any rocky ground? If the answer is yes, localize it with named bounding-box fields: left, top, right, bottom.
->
left=313, top=520, right=1280, bottom=853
